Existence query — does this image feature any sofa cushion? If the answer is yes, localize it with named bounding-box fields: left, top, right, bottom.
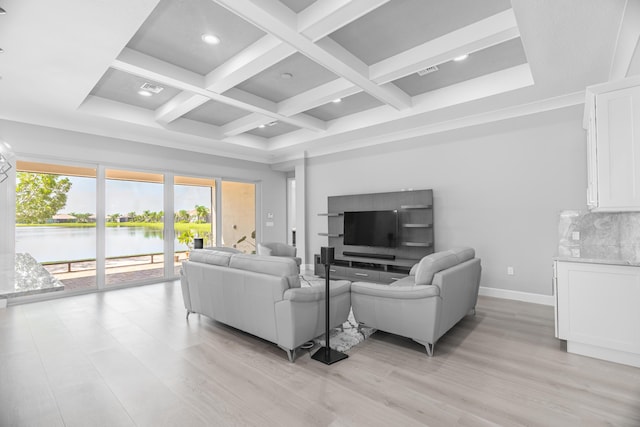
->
left=449, top=247, right=475, bottom=263
left=414, top=251, right=460, bottom=286
left=389, top=276, right=416, bottom=287
left=256, top=243, right=273, bottom=256
left=188, top=249, right=233, bottom=266
left=229, top=254, right=301, bottom=288
left=203, top=246, right=242, bottom=254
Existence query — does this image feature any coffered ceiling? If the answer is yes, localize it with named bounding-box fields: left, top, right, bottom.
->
left=0, top=0, right=636, bottom=164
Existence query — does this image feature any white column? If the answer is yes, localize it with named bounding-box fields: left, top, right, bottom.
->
left=164, top=173, right=175, bottom=278
left=294, top=153, right=307, bottom=269
left=96, top=165, right=106, bottom=289
left=0, top=144, right=16, bottom=297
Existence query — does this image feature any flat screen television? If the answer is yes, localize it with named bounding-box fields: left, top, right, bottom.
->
left=343, top=210, right=398, bottom=248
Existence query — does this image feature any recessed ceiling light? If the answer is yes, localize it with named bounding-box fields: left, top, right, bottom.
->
left=201, top=34, right=221, bottom=45
left=0, top=48, right=4, bottom=53
left=0, top=7, right=6, bottom=14
left=280, top=72, right=293, bottom=79
left=453, top=54, right=469, bottom=62
left=332, top=98, right=342, bottom=103
left=138, top=90, right=152, bottom=97
left=258, top=124, right=266, bottom=128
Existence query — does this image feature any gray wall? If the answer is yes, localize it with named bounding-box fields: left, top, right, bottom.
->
left=306, top=106, right=586, bottom=296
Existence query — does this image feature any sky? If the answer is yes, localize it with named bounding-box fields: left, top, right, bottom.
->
left=62, top=177, right=212, bottom=215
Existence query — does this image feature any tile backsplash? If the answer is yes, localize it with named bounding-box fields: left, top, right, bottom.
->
left=559, top=210, right=640, bottom=262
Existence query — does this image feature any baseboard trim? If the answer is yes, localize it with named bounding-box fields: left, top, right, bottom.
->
left=479, top=286, right=554, bottom=306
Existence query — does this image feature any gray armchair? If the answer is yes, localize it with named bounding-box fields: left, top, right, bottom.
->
left=257, top=242, right=302, bottom=271
left=351, top=247, right=481, bottom=356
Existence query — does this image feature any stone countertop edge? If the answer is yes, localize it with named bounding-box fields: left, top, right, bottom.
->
left=554, top=257, right=640, bottom=267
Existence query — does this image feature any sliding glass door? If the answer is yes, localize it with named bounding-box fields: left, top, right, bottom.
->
left=15, top=161, right=97, bottom=293
left=174, top=176, right=216, bottom=276
left=12, top=160, right=258, bottom=296
left=105, top=169, right=164, bottom=286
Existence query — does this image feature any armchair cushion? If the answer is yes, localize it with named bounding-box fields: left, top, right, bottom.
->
left=414, top=251, right=460, bottom=286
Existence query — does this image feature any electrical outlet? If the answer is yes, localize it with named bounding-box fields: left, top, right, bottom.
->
left=507, top=266, right=514, bottom=276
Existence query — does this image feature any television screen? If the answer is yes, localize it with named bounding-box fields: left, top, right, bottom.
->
left=343, top=210, right=398, bottom=248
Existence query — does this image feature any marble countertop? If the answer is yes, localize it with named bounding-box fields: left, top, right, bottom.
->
left=554, top=256, right=640, bottom=267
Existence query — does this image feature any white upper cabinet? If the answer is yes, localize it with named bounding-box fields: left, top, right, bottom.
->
left=585, top=76, right=640, bottom=211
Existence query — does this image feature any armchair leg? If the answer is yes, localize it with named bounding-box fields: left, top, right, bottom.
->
left=279, top=346, right=296, bottom=363
left=425, top=343, right=434, bottom=357
left=186, top=310, right=192, bottom=320
left=414, top=339, right=434, bottom=357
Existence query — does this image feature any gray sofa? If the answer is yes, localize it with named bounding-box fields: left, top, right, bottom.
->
left=351, top=247, right=481, bottom=356
left=180, top=249, right=351, bottom=362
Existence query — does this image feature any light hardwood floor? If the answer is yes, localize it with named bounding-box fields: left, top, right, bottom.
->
left=1, top=281, right=639, bottom=426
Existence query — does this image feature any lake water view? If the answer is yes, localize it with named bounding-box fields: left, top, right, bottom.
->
left=16, top=226, right=190, bottom=263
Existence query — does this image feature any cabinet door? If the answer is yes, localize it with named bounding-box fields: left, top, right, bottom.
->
left=595, top=86, right=640, bottom=210
left=556, top=261, right=640, bottom=353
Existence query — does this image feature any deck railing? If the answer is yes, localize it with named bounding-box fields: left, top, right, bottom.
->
left=41, top=252, right=188, bottom=273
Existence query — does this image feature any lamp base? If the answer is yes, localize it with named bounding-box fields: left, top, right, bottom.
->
left=311, top=347, right=348, bottom=365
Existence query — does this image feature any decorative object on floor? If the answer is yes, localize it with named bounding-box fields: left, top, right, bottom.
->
left=14, top=253, right=64, bottom=293
left=0, top=153, right=11, bottom=183
left=312, top=246, right=348, bottom=365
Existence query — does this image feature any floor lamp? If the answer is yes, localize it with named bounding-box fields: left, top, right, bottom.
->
left=312, top=246, right=348, bottom=365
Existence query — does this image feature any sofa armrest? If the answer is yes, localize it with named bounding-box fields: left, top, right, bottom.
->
left=351, top=281, right=439, bottom=299
left=275, top=280, right=351, bottom=350
left=283, top=280, right=350, bottom=302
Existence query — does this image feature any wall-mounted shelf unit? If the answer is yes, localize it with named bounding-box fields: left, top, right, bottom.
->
left=400, top=242, right=432, bottom=247
left=400, top=204, right=432, bottom=209
left=317, top=189, right=434, bottom=284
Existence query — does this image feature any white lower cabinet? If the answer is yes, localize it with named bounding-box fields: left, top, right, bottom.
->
left=555, top=260, right=640, bottom=367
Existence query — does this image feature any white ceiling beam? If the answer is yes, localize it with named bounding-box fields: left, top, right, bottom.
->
left=81, top=95, right=268, bottom=150
left=204, top=35, right=295, bottom=92
left=298, top=0, right=389, bottom=41
left=213, top=0, right=412, bottom=110
left=278, top=78, right=361, bottom=116
left=609, top=0, right=640, bottom=80
left=224, top=87, right=326, bottom=131
left=155, top=0, right=389, bottom=129
left=267, top=64, right=535, bottom=152
left=113, top=48, right=326, bottom=132
left=370, top=9, right=520, bottom=85
left=155, top=92, right=210, bottom=125
left=222, top=113, right=273, bottom=137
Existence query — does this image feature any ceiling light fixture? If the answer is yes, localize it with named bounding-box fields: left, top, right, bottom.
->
left=332, top=98, right=342, bottom=103
left=453, top=54, right=469, bottom=62
left=138, top=90, right=152, bottom=97
left=201, top=34, right=221, bottom=45
left=0, top=7, right=6, bottom=14
left=280, top=72, right=293, bottom=79
left=258, top=124, right=266, bottom=128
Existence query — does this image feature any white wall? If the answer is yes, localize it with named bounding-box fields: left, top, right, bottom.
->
left=306, top=106, right=586, bottom=296
left=0, top=120, right=288, bottom=292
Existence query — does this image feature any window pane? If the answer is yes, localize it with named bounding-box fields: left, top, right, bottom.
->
left=221, top=181, right=255, bottom=254
left=105, top=169, right=164, bottom=286
left=15, top=161, right=97, bottom=293
left=174, top=176, right=215, bottom=276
